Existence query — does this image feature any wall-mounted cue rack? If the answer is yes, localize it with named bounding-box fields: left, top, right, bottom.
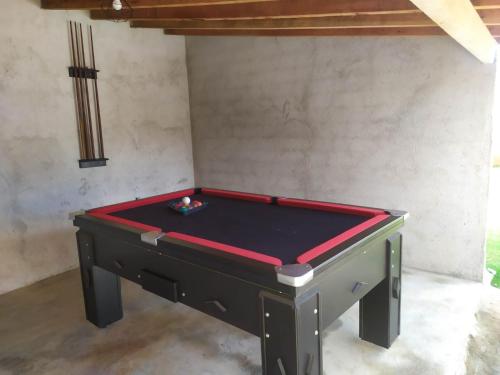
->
left=68, top=21, right=107, bottom=168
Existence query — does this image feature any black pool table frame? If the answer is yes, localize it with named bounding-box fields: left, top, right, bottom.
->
left=72, top=187, right=407, bottom=375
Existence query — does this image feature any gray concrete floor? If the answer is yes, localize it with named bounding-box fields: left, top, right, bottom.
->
left=0, top=268, right=498, bottom=375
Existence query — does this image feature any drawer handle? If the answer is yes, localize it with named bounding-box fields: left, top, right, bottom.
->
left=204, top=300, right=227, bottom=313
left=114, top=260, right=124, bottom=269
left=277, top=358, right=286, bottom=375
left=392, top=277, right=401, bottom=299
left=352, top=281, right=368, bottom=294
left=305, top=353, right=314, bottom=375
left=85, top=269, right=92, bottom=289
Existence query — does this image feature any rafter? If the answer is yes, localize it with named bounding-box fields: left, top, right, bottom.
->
left=92, top=0, right=421, bottom=20
left=163, top=25, right=500, bottom=37
left=41, top=0, right=274, bottom=10
left=474, top=0, right=500, bottom=8
left=131, top=13, right=437, bottom=29
left=480, top=8, right=500, bottom=24
left=127, top=9, right=500, bottom=29
left=42, top=0, right=500, bottom=62
left=164, top=27, right=445, bottom=36
left=91, top=0, right=500, bottom=21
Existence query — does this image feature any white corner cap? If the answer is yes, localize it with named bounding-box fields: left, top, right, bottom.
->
left=68, top=210, right=86, bottom=220
left=388, top=210, right=409, bottom=221
left=276, top=264, right=314, bottom=287
left=141, top=231, right=165, bottom=246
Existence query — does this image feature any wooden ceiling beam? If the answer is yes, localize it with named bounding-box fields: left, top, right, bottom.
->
left=131, top=13, right=437, bottom=29
left=163, top=25, right=500, bottom=37
left=128, top=9, right=500, bottom=29
left=480, top=8, right=500, bottom=24
left=409, top=0, right=497, bottom=63
left=474, top=0, right=500, bottom=8
left=41, top=0, right=274, bottom=10
left=91, top=0, right=500, bottom=20
left=44, top=0, right=500, bottom=62
left=164, top=27, right=446, bottom=36
left=490, top=25, right=500, bottom=34
left=91, top=0, right=421, bottom=20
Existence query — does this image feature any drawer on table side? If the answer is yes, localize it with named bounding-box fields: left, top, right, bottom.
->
left=89, top=233, right=263, bottom=335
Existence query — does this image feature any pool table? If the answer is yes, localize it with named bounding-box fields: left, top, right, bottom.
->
left=72, top=187, right=408, bottom=375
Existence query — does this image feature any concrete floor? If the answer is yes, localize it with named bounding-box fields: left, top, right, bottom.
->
left=0, top=268, right=498, bottom=375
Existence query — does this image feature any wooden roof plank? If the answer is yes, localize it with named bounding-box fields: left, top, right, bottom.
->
left=131, top=13, right=437, bottom=29
left=91, top=0, right=420, bottom=20
left=41, top=0, right=275, bottom=10
left=128, top=9, right=500, bottom=28
left=164, top=26, right=500, bottom=38
left=91, top=0, right=500, bottom=20
left=164, top=27, right=446, bottom=36
left=163, top=25, right=500, bottom=37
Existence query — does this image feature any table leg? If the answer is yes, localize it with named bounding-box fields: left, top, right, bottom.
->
left=359, top=232, right=402, bottom=348
left=260, top=289, right=322, bottom=375
left=76, top=230, right=123, bottom=328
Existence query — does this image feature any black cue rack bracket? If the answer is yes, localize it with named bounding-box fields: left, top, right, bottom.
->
left=68, top=67, right=99, bottom=80
left=79, top=158, right=109, bottom=169
left=68, top=21, right=108, bottom=169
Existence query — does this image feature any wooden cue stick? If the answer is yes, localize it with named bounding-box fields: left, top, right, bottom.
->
left=74, top=22, right=93, bottom=159
left=89, top=25, right=104, bottom=159
left=69, top=22, right=87, bottom=160
left=80, top=24, right=95, bottom=159
left=78, top=23, right=96, bottom=159
left=79, top=23, right=96, bottom=159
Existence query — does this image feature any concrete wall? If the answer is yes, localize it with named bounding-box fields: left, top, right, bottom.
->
left=187, top=37, right=496, bottom=281
left=0, top=1, right=193, bottom=294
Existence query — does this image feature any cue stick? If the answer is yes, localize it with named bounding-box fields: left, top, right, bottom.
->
left=69, top=21, right=87, bottom=160
left=79, top=23, right=96, bottom=159
left=78, top=23, right=96, bottom=159
left=89, top=25, right=104, bottom=159
left=74, top=21, right=92, bottom=159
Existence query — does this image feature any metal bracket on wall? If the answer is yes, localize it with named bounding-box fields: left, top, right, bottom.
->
left=79, top=158, right=109, bottom=169
left=68, top=66, right=99, bottom=79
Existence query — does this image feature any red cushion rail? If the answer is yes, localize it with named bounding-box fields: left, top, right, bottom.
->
left=277, top=198, right=386, bottom=217
left=89, top=188, right=196, bottom=214
left=88, top=212, right=162, bottom=232
left=296, top=214, right=390, bottom=264
left=167, top=232, right=283, bottom=266
left=202, top=188, right=273, bottom=203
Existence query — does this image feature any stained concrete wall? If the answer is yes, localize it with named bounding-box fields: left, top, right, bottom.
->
left=187, top=37, right=496, bottom=281
left=0, top=1, right=193, bottom=294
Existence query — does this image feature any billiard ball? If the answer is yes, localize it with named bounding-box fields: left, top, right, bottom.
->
left=182, top=197, right=191, bottom=206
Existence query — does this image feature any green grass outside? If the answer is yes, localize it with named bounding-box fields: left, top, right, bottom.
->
left=486, top=230, right=500, bottom=288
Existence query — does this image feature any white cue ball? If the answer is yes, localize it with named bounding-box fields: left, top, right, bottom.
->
left=182, top=197, right=191, bottom=206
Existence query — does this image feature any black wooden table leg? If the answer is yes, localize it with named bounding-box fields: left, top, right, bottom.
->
left=77, top=230, right=123, bottom=328
left=260, top=289, right=322, bottom=375
left=359, top=232, right=402, bottom=348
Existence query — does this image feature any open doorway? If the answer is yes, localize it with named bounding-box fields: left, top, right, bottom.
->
left=487, top=69, right=500, bottom=288
left=487, top=161, right=500, bottom=288
left=486, top=52, right=500, bottom=288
